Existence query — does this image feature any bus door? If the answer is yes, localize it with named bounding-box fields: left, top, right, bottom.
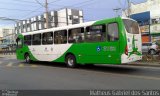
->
left=30, top=33, right=43, bottom=61
left=104, top=22, right=120, bottom=64
left=16, top=37, right=24, bottom=60
left=40, top=32, right=55, bottom=61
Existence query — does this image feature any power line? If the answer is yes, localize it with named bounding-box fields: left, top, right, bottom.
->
left=21, top=7, right=44, bottom=19
left=49, top=0, right=62, bottom=4
left=71, top=0, right=94, bottom=7
left=48, top=0, right=97, bottom=9
left=34, top=0, right=45, bottom=7
left=47, top=0, right=97, bottom=14
left=118, top=0, right=124, bottom=8
left=0, top=1, right=39, bottom=7
left=0, top=7, right=43, bottom=12
left=0, top=17, right=21, bottom=22
left=11, top=0, right=37, bottom=4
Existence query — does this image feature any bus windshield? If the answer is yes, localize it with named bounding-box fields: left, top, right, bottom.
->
left=123, top=19, right=139, bottom=34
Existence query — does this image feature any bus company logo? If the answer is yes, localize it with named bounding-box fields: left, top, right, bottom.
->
left=97, top=46, right=102, bottom=52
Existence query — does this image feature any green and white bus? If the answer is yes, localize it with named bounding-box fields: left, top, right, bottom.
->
left=16, top=17, right=142, bottom=67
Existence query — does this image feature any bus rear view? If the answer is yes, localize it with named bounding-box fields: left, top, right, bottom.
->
left=121, top=18, right=142, bottom=63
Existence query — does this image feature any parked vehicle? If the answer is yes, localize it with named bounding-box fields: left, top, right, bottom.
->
left=142, top=42, right=160, bottom=55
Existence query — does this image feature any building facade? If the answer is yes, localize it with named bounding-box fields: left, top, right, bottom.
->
left=15, top=8, right=83, bottom=34
left=122, top=0, right=160, bottom=43
left=0, top=27, right=16, bottom=53
left=0, top=37, right=2, bottom=52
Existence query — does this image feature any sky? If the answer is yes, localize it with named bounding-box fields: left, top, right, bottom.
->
left=0, top=0, right=146, bottom=27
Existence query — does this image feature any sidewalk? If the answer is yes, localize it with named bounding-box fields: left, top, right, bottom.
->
left=129, top=55, right=160, bottom=67
left=127, top=61, right=160, bottom=67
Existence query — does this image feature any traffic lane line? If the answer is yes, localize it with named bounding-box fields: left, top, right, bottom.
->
left=6, top=63, right=13, bottom=67
left=0, top=63, right=38, bottom=68
left=18, top=64, right=25, bottom=67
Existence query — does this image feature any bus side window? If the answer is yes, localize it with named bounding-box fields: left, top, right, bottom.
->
left=86, top=25, right=106, bottom=42
left=24, top=35, right=31, bottom=45
left=42, top=32, right=53, bottom=45
left=107, top=23, right=119, bottom=41
left=32, top=34, right=41, bottom=45
left=68, top=28, right=84, bottom=43
left=54, top=30, right=67, bottom=44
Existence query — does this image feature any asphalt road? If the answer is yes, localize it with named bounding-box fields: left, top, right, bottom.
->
left=0, top=57, right=160, bottom=90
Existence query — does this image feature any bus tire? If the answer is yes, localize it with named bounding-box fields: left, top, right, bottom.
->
left=65, top=54, right=77, bottom=68
left=25, top=54, right=32, bottom=64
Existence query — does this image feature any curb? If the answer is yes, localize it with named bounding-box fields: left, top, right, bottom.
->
left=125, top=62, right=160, bottom=67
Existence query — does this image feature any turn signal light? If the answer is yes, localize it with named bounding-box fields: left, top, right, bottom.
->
left=125, top=45, right=128, bottom=55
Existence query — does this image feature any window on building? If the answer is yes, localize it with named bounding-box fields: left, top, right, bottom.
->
left=86, top=25, right=106, bottom=42
left=54, top=30, right=67, bottom=44
left=32, top=33, right=41, bottom=45
left=24, top=35, right=31, bottom=45
left=107, top=23, right=119, bottom=41
left=27, top=24, right=31, bottom=32
left=68, top=28, right=84, bottom=43
left=73, top=19, right=80, bottom=24
left=42, top=32, right=53, bottom=45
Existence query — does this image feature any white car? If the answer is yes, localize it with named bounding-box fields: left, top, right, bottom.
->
left=142, top=42, right=160, bottom=55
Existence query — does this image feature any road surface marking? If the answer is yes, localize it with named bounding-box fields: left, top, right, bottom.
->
left=18, top=64, right=24, bottom=67
left=6, top=63, right=13, bottom=67
left=30, top=65, right=38, bottom=67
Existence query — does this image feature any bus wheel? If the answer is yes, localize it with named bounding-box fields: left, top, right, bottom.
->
left=66, top=54, right=76, bottom=68
left=25, top=54, right=31, bottom=63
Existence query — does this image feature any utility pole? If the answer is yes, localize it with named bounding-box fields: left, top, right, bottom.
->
left=45, top=0, right=49, bottom=28
left=113, top=8, right=121, bottom=17
left=127, top=0, right=131, bottom=18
